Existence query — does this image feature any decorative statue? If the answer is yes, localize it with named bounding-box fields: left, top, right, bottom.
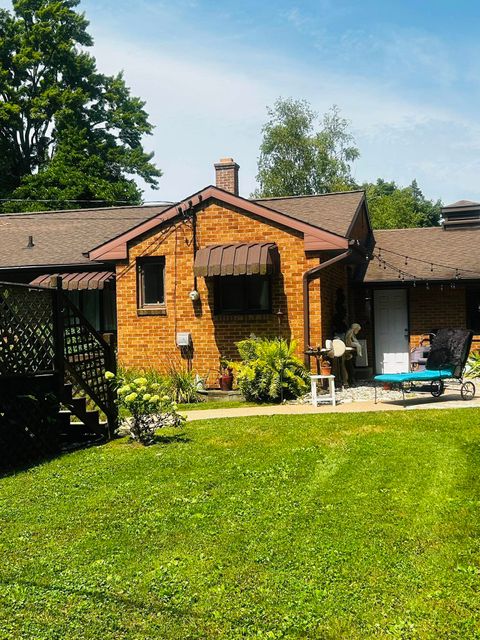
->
left=344, top=323, right=362, bottom=386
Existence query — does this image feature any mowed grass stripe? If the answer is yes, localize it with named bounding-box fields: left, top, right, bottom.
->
left=0, top=410, right=479, bottom=639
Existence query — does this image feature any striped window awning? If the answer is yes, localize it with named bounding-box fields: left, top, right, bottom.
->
left=30, top=271, right=115, bottom=290
left=193, top=243, right=280, bottom=277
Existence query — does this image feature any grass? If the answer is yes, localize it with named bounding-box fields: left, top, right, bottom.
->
left=1, top=409, right=480, bottom=639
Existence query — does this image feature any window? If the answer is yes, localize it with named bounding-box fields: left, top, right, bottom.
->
left=214, top=275, right=271, bottom=315
left=467, top=289, right=480, bottom=332
left=137, top=257, right=166, bottom=312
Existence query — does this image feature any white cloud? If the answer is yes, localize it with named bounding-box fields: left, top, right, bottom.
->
left=90, top=26, right=480, bottom=203
left=3, top=0, right=480, bottom=205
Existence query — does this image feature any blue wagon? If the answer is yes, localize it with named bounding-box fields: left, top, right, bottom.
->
left=374, top=328, right=475, bottom=405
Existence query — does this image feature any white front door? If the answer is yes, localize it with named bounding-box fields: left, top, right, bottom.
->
left=374, top=289, right=409, bottom=374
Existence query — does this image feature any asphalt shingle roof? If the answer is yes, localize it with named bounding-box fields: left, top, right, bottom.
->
left=0, top=189, right=365, bottom=269
left=252, top=190, right=364, bottom=237
left=366, top=227, right=480, bottom=282
left=0, top=205, right=169, bottom=268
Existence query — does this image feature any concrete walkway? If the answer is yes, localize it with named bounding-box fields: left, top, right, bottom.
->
left=183, top=391, right=480, bottom=421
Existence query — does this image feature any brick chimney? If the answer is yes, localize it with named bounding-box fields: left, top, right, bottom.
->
left=214, top=157, right=239, bottom=195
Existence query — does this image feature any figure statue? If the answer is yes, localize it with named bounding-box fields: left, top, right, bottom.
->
left=344, top=323, right=362, bottom=386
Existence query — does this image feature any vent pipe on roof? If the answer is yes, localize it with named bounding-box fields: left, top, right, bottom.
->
left=27, top=235, right=35, bottom=248
left=214, top=157, right=239, bottom=196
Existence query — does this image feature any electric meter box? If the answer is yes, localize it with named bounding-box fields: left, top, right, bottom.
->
left=176, top=332, right=192, bottom=347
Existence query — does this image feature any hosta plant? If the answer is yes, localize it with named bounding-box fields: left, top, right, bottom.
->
left=105, top=371, right=185, bottom=445
left=232, top=337, right=309, bottom=403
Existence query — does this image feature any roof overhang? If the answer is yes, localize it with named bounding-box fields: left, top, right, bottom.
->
left=88, top=186, right=349, bottom=262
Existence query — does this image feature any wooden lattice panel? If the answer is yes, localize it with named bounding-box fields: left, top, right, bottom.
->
left=0, top=284, right=55, bottom=376
left=62, top=297, right=111, bottom=414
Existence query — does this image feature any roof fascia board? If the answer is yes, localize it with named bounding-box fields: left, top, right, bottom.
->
left=0, top=262, right=109, bottom=271
left=345, top=192, right=373, bottom=239
left=89, top=186, right=349, bottom=261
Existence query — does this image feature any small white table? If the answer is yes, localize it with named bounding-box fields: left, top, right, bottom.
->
left=310, top=375, right=336, bottom=407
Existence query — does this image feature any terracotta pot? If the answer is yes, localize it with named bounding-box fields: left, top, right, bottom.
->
left=219, top=372, right=234, bottom=391
left=383, top=383, right=392, bottom=391
left=320, top=362, right=332, bottom=376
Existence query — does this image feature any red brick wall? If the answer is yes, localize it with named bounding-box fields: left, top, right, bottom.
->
left=115, top=200, right=346, bottom=378
left=409, top=286, right=466, bottom=348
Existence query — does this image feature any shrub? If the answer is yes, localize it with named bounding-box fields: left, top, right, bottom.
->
left=118, top=365, right=201, bottom=404
left=466, top=351, right=480, bottom=379
left=232, top=337, right=309, bottom=403
left=106, top=372, right=185, bottom=445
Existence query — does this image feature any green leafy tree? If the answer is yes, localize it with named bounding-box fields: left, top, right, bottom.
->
left=0, top=0, right=161, bottom=212
left=253, top=98, right=359, bottom=198
left=364, top=179, right=442, bottom=229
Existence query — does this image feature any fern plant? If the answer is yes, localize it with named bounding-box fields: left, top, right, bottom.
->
left=233, top=337, right=309, bottom=402
left=466, top=351, right=480, bottom=379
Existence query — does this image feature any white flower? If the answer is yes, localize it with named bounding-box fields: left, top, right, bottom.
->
left=133, top=377, right=148, bottom=386
left=149, top=395, right=160, bottom=403
left=117, top=385, right=131, bottom=395
left=105, top=371, right=115, bottom=380
left=143, top=393, right=152, bottom=401
left=125, top=392, right=138, bottom=403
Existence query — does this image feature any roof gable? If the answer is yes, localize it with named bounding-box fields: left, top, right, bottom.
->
left=88, top=186, right=355, bottom=261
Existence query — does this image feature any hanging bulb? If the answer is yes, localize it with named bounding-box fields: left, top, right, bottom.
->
left=430, top=263, right=434, bottom=273
left=440, top=284, right=444, bottom=292
left=426, top=281, right=430, bottom=290
left=404, top=257, right=408, bottom=266
left=413, top=278, right=416, bottom=288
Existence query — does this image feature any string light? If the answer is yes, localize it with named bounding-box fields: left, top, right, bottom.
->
left=375, top=245, right=480, bottom=279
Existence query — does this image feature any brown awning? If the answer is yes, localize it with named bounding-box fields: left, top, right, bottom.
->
left=30, top=271, right=115, bottom=290
left=194, top=243, right=280, bottom=277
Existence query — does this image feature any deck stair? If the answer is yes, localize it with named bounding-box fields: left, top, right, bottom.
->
left=58, top=383, right=109, bottom=447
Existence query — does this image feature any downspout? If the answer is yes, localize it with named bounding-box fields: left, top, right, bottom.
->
left=303, top=249, right=352, bottom=366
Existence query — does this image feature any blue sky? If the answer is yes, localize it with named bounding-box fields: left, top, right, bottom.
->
left=4, top=0, right=480, bottom=204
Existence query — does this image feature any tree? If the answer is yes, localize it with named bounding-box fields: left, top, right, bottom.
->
left=364, top=179, right=442, bottom=229
left=253, top=98, right=359, bottom=198
left=0, top=0, right=161, bottom=212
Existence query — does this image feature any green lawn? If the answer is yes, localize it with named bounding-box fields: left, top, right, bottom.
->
left=1, top=410, right=480, bottom=639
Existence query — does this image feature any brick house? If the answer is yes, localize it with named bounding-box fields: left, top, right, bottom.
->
left=2, top=159, right=480, bottom=379
left=88, top=159, right=372, bottom=378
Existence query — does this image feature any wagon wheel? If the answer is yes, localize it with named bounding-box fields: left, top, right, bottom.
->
left=461, top=381, right=476, bottom=401
left=431, top=380, right=445, bottom=398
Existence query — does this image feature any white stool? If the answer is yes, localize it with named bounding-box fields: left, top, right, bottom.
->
left=310, top=375, right=336, bottom=407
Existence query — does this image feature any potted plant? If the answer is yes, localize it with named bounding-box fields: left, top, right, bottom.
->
left=219, top=357, right=234, bottom=391
left=320, top=356, right=332, bottom=376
